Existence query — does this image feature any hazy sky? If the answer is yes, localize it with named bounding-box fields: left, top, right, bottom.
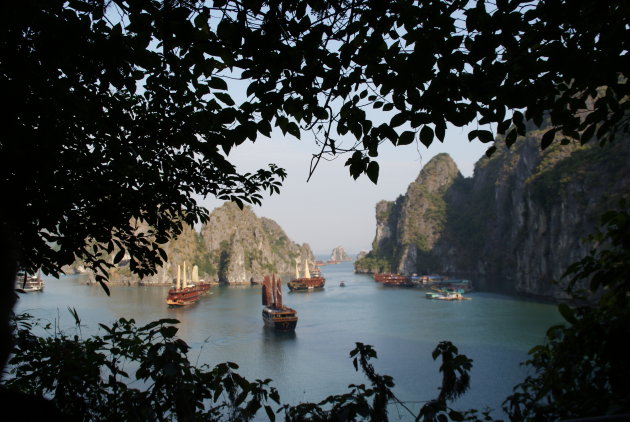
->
left=202, top=125, right=488, bottom=256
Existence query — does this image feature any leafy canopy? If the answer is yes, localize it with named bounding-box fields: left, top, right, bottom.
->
left=1, top=0, right=628, bottom=284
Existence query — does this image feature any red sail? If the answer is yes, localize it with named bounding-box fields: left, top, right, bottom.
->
left=274, top=274, right=283, bottom=309
left=269, top=276, right=275, bottom=306
left=262, top=275, right=271, bottom=306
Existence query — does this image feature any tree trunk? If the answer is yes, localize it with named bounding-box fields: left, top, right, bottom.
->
left=0, top=222, right=18, bottom=374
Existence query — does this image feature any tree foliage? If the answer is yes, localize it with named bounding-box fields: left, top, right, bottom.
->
left=354, top=254, right=393, bottom=274
left=0, top=0, right=290, bottom=287
left=2, top=0, right=628, bottom=284
left=6, top=314, right=282, bottom=421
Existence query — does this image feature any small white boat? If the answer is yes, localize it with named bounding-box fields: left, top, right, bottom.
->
left=426, top=288, right=470, bottom=301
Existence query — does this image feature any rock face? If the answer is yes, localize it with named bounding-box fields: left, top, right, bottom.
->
left=356, top=131, right=630, bottom=299
left=107, top=202, right=313, bottom=285
left=330, top=246, right=352, bottom=262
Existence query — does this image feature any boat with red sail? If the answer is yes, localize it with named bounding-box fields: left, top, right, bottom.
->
left=287, top=259, right=325, bottom=291
left=166, top=262, right=211, bottom=307
left=262, top=274, right=298, bottom=330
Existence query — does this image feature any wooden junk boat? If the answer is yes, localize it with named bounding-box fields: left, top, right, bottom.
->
left=166, top=262, right=211, bottom=307
left=374, top=273, right=405, bottom=282
left=373, top=273, right=415, bottom=286
left=382, top=277, right=416, bottom=287
left=15, top=270, right=45, bottom=293
left=287, top=259, right=325, bottom=292
left=262, top=274, right=297, bottom=331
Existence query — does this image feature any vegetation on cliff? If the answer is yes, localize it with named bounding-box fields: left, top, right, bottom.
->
left=356, top=154, right=461, bottom=275
left=102, top=202, right=313, bottom=285
left=354, top=254, right=393, bottom=274
left=199, top=203, right=313, bottom=284
left=330, top=246, right=352, bottom=262
left=357, top=134, right=630, bottom=297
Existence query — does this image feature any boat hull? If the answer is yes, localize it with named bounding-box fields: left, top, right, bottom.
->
left=262, top=307, right=298, bottom=331
left=287, top=277, right=325, bottom=291
left=166, top=298, right=199, bottom=306
left=166, top=283, right=210, bottom=307
left=15, top=286, right=44, bottom=293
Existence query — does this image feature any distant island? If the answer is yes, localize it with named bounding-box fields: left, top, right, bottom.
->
left=328, top=246, right=352, bottom=264
left=72, top=202, right=314, bottom=285
left=355, top=125, right=630, bottom=300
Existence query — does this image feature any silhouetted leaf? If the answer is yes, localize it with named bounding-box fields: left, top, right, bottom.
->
left=366, top=161, right=379, bottom=184
left=98, top=279, right=111, bottom=296
left=477, top=130, right=494, bottom=143
left=541, top=128, right=556, bottom=150
left=114, top=248, right=126, bottom=264
left=420, top=126, right=434, bottom=147
left=215, top=92, right=235, bottom=106
left=398, top=131, right=415, bottom=146
left=208, top=77, right=228, bottom=90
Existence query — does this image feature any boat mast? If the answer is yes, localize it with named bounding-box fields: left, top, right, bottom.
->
left=176, top=264, right=181, bottom=290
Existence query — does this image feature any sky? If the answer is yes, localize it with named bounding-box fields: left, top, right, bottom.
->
left=191, top=21, right=492, bottom=257
left=202, top=125, right=488, bottom=256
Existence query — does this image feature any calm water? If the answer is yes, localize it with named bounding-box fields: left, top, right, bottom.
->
left=14, top=262, right=562, bottom=419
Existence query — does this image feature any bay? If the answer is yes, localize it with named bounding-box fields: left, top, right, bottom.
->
left=14, top=261, right=563, bottom=419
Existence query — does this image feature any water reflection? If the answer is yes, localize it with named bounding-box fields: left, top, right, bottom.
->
left=262, top=326, right=297, bottom=342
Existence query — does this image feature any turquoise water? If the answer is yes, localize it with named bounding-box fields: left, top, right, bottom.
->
left=14, top=262, right=562, bottom=419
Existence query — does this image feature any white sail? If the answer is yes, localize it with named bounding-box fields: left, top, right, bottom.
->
left=295, top=258, right=300, bottom=279
left=304, top=259, right=311, bottom=279
left=183, top=261, right=187, bottom=289
left=176, top=265, right=181, bottom=290
left=192, top=265, right=199, bottom=284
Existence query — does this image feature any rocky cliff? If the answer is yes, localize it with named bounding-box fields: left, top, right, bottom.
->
left=101, top=202, right=313, bottom=285
left=356, top=132, right=630, bottom=299
left=330, top=246, right=352, bottom=262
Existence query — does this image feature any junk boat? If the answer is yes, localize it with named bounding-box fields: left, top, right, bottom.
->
left=262, top=274, right=297, bottom=331
left=15, top=270, right=44, bottom=293
left=382, top=277, right=416, bottom=287
left=166, top=262, right=211, bottom=307
left=374, top=273, right=416, bottom=286
left=287, top=259, right=325, bottom=291
left=374, top=273, right=406, bottom=283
